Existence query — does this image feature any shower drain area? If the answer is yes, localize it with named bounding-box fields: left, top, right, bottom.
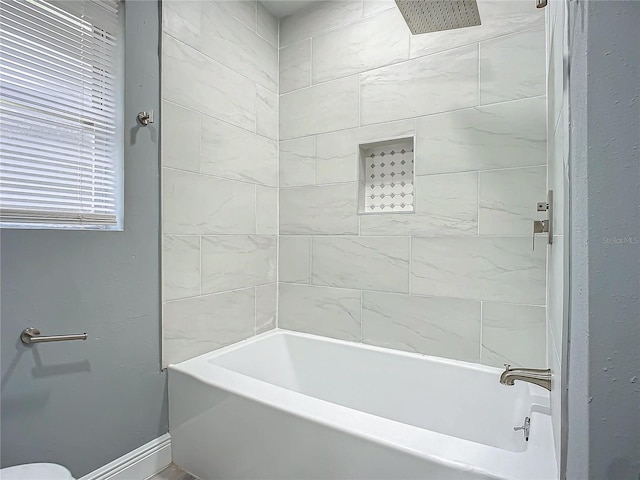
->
left=358, top=137, right=415, bottom=214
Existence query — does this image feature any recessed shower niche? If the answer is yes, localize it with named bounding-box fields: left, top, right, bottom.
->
left=358, top=137, right=415, bottom=214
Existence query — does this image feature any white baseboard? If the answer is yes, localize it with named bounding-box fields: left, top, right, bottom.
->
left=80, top=433, right=171, bottom=480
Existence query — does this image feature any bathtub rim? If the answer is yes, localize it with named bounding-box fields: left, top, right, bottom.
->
left=168, top=329, right=556, bottom=480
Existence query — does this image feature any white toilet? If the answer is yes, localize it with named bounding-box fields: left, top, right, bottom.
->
left=0, top=463, right=75, bottom=480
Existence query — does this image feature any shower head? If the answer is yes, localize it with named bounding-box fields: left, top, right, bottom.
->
left=394, top=0, right=481, bottom=35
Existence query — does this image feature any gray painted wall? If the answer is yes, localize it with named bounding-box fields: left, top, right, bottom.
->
left=0, top=2, right=167, bottom=477
left=567, top=1, right=640, bottom=478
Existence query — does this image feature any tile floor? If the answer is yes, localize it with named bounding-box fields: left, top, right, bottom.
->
left=147, top=463, right=197, bottom=480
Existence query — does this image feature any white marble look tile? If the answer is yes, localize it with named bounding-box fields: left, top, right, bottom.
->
left=547, top=234, right=565, bottom=350
left=163, top=35, right=256, bottom=131
left=163, top=168, right=255, bottom=235
left=279, top=236, right=311, bottom=283
left=410, top=0, right=544, bottom=58
left=279, top=0, right=363, bottom=47
left=200, top=116, right=277, bottom=186
left=363, top=292, right=481, bottom=362
left=280, top=183, right=358, bottom=235
left=279, top=40, right=311, bottom=94
left=201, top=1, right=278, bottom=92
left=479, top=166, right=547, bottom=235
left=257, top=2, right=278, bottom=46
left=549, top=123, right=567, bottom=236
left=312, top=236, right=410, bottom=292
left=360, top=172, right=478, bottom=236
left=256, top=186, right=277, bottom=234
left=280, top=137, right=315, bottom=187
left=312, top=8, right=409, bottom=84
left=480, top=27, right=546, bottom=104
left=162, top=235, right=200, bottom=301
left=218, top=0, right=257, bottom=32
left=314, top=119, right=415, bottom=185
left=256, top=85, right=278, bottom=140
left=279, top=283, right=361, bottom=341
left=201, top=235, right=276, bottom=294
left=415, top=97, right=546, bottom=175
left=280, top=76, right=359, bottom=140
left=256, top=283, right=277, bottom=334
left=363, top=0, right=395, bottom=17
left=163, top=288, right=255, bottom=365
left=360, top=45, right=479, bottom=126
left=162, top=101, right=200, bottom=173
left=481, top=302, right=546, bottom=368
left=162, top=0, right=201, bottom=50
left=411, top=237, right=546, bottom=304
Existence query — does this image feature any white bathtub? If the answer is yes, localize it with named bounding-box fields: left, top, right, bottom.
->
left=169, top=330, right=557, bottom=480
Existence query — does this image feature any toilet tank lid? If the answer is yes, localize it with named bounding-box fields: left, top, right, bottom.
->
left=0, top=463, right=74, bottom=480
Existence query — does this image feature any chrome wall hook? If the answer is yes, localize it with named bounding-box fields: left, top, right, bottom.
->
left=136, top=109, right=154, bottom=126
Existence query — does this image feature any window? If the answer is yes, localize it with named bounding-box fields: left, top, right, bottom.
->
left=0, top=0, right=123, bottom=229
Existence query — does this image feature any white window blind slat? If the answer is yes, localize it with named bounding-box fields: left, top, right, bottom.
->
left=0, top=0, right=123, bottom=229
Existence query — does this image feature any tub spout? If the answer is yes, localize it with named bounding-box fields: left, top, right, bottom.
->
left=499, top=364, right=551, bottom=391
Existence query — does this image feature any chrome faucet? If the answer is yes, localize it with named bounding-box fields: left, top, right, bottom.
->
left=500, top=364, right=552, bottom=391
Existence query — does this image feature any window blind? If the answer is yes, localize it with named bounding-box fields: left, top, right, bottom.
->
left=0, top=0, right=123, bottom=228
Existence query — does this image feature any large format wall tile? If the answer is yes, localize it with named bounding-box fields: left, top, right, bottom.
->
left=280, top=184, right=358, bottom=234
left=201, top=235, right=276, bottom=294
left=312, top=236, right=410, bottom=292
left=201, top=1, right=278, bottom=92
left=163, top=168, right=256, bottom=235
left=218, top=0, right=257, bottom=31
left=362, top=292, right=481, bottom=362
left=162, top=100, right=200, bottom=173
left=256, top=85, right=278, bottom=140
left=280, top=137, right=315, bottom=187
left=280, top=76, right=360, bottom=139
left=279, top=236, right=311, bottom=283
left=363, top=0, right=395, bottom=17
left=257, top=2, right=278, bottom=47
left=163, top=235, right=200, bottom=301
left=256, top=186, right=278, bottom=235
left=479, top=166, right=547, bottom=235
left=360, top=172, right=478, bottom=236
left=163, top=288, right=256, bottom=365
left=480, top=27, right=546, bottom=104
left=416, top=97, right=547, bottom=175
left=411, top=237, right=546, bottom=304
left=256, top=283, right=277, bottom=334
left=315, top=119, right=416, bottom=185
left=200, top=116, right=277, bottom=186
left=360, top=44, right=479, bottom=125
left=279, top=284, right=361, bottom=341
left=312, top=8, right=409, bottom=84
left=280, top=40, right=311, bottom=94
left=481, top=302, right=546, bottom=368
left=162, top=0, right=201, bottom=50
left=410, top=0, right=544, bottom=59
left=163, top=35, right=256, bottom=131
left=279, top=0, right=363, bottom=47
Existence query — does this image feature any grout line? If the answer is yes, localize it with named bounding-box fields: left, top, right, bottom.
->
left=198, top=235, right=202, bottom=296
left=360, top=290, right=364, bottom=343
left=254, top=286, right=258, bottom=335
left=408, top=237, right=412, bottom=294
left=477, top=42, right=481, bottom=105
left=279, top=95, right=547, bottom=143
left=479, top=300, right=483, bottom=363
left=477, top=171, right=481, bottom=236
left=277, top=281, right=546, bottom=308
left=308, top=236, right=313, bottom=284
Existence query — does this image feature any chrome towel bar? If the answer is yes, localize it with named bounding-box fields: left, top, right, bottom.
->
left=21, top=327, right=87, bottom=345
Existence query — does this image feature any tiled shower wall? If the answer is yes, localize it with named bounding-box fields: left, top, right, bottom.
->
left=161, top=0, right=279, bottom=366
left=278, top=0, right=549, bottom=367
left=546, top=0, right=569, bottom=469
